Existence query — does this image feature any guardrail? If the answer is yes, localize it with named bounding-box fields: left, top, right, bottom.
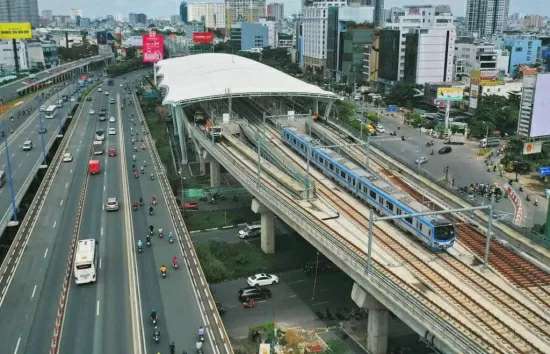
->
left=133, top=93, right=234, bottom=354
left=187, top=121, right=491, bottom=354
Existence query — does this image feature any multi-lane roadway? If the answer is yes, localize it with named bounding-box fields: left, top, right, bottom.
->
left=0, top=74, right=217, bottom=354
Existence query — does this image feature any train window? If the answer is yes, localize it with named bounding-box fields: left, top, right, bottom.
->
left=340, top=171, right=346, bottom=178
left=329, top=163, right=333, bottom=171
left=396, top=208, right=401, bottom=215
left=300, top=143, right=304, bottom=150
left=386, top=201, right=394, bottom=211
left=405, top=217, right=413, bottom=224
left=378, top=196, right=383, bottom=204
left=319, top=157, right=324, bottom=164
left=369, top=190, right=376, bottom=199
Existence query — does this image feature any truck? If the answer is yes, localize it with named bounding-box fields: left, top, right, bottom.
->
left=93, top=140, right=104, bottom=155
left=445, top=133, right=466, bottom=145
left=88, top=160, right=101, bottom=175
left=480, top=137, right=500, bottom=148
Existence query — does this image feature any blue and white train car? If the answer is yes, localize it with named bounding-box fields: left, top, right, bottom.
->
left=282, top=127, right=455, bottom=250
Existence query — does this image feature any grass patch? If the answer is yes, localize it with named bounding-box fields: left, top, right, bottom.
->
left=477, top=147, right=491, bottom=157
left=197, top=240, right=277, bottom=282
left=185, top=207, right=256, bottom=230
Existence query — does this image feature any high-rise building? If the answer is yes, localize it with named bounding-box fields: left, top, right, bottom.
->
left=502, top=35, right=542, bottom=76
left=41, top=9, right=52, bottom=21
left=180, top=1, right=188, bottom=23
left=188, top=1, right=226, bottom=29
left=129, top=13, right=147, bottom=25
left=266, top=2, right=284, bottom=22
left=0, top=0, right=40, bottom=28
left=465, top=0, right=509, bottom=38
left=302, top=0, right=347, bottom=70
left=225, top=0, right=265, bottom=28
left=381, top=5, right=455, bottom=85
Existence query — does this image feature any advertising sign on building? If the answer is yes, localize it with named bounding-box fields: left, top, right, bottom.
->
left=192, top=32, right=214, bottom=45
left=437, top=87, right=464, bottom=101
left=0, top=22, right=32, bottom=40
left=142, top=32, right=164, bottom=63
left=530, top=73, right=550, bottom=138
left=96, top=31, right=107, bottom=45
left=523, top=141, right=543, bottom=155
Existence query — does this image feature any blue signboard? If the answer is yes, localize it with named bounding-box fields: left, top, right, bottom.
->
left=538, top=166, right=550, bottom=177
left=387, top=105, right=398, bottom=113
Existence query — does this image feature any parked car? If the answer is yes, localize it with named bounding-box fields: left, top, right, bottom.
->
left=105, top=197, right=119, bottom=211
left=183, top=201, right=199, bottom=210
left=62, top=152, right=73, bottom=162
left=238, top=224, right=261, bottom=239
left=438, top=146, right=452, bottom=154
left=95, top=130, right=105, bottom=141
left=415, top=156, right=428, bottom=165
left=109, top=116, right=116, bottom=123
left=238, top=286, right=271, bottom=302
left=247, top=273, right=279, bottom=287
left=108, top=127, right=116, bottom=135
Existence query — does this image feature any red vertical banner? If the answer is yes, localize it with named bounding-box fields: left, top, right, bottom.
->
left=142, top=32, right=164, bottom=63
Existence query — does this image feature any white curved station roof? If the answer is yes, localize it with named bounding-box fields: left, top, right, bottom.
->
left=157, top=53, right=337, bottom=105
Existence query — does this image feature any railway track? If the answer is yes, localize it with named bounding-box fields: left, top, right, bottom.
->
left=315, top=122, right=550, bottom=304
left=216, top=137, right=504, bottom=354
left=257, top=125, right=549, bottom=353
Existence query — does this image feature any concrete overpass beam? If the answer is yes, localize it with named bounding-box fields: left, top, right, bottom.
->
left=352, top=283, right=389, bottom=354
left=251, top=199, right=275, bottom=254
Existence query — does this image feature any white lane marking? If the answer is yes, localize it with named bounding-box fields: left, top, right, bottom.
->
left=99, top=257, right=102, bottom=269
left=100, top=226, right=104, bottom=237
left=96, top=300, right=100, bottom=316
left=65, top=182, right=69, bottom=189
left=13, top=336, right=21, bottom=354
left=43, top=248, right=48, bottom=259
left=70, top=169, right=73, bottom=174
left=52, top=220, right=56, bottom=228
left=31, top=284, right=37, bottom=299
left=103, top=185, right=106, bottom=192
left=60, top=199, right=64, bottom=206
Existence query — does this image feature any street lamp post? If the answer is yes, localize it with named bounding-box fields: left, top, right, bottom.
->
left=1, top=122, right=18, bottom=225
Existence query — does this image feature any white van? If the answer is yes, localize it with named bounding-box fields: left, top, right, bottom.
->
left=238, top=224, right=261, bottom=239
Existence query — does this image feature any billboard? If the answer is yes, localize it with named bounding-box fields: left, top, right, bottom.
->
left=192, top=32, right=214, bottom=45
left=530, top=74, right=550, bottom=138
left=142, top=33, right=164, bottom=63
left=0, top=22, right=32, bottom=40
left=437, top=87, right=464, bottom=101
left=523, top=141, right=543, bottom=155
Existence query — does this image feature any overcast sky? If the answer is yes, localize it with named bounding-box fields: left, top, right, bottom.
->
left=38, top=0, right=550, bottom=19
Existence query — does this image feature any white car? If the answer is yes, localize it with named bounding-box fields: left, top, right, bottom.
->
left=105, top=197, right=119, bottom=211
left=415, top=156, right=428, bottom=165
left=70, top=97, right=76, bottom=102
left=376, top=124, right=385, bottom=133
left=104, top=91, right=109, bottom=96
left=62, top=152, right=73, bottom=162
left=39, top=105, right=46, bottom=112
left=109, top=116, right=116, bottom=123
left=98, top=88, right=103, bottom=92
left=247, top=273, right=279, bottom=287
left=108, top=127, right=116, bottom=135
left=89, top=109, right=95, bottom=115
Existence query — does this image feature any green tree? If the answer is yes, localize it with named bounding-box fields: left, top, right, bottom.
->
left=386, top=82, right=420, bottom=108
left=469, top=94, right=520, bottom=138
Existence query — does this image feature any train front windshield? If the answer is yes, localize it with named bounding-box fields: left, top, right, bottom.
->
left=434, top=225, right=455, bottom=241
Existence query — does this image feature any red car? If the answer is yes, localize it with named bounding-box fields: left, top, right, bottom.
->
left=183, top=201, right=199, bottom=210
left=108, top=146, right=117, bottom=157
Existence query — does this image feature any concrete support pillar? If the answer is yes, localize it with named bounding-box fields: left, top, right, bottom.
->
left=351, top=283, right=389, bottom=354
left=174, top=105, right=188, bottom=164
left=209, top=159, right=221, bottom=187
left=251, top=199, right=275, bottom=254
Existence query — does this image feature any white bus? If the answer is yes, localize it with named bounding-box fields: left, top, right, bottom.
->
left=45, top=105, right=57, bottom=119
left=74, top=239, right=97, bottom=285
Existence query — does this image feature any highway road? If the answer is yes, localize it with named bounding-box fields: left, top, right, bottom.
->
left=0, top=79, right=100, bottom=353
left=0, top=56, right=108, bottom=102
left=0, top=81, right=82, bottom=236
left=0, top=72, right=220, bottom=354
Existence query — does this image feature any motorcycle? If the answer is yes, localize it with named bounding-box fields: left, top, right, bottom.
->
left=242, top=298, right=256, bottom=309
left=149, top=207, right=154, bottom=216
left=158, top=229, right=164, bottom=239
left=168, top=233, right=174, bottom=244
left=145, top=236, right=151, bottom=247
left=132, top=202, right=139, bottom=211
left=153, top=328, right=160, bottom=344
left=195, top=341, right=203, bottom=354
left=161, top=268, right=167, bottom=279
left=172, top=257, right=179, bottom=269
left=137, top=242, right=143, bottom=253
left=401, top=135, right=406, bottom=141
left=139, top=198, right=144, bottom=207
left=426, top=141, right=434, bottom=147
left=150, top=173, right=155, bottom=180
left=151, top=314, right=158, bottom=326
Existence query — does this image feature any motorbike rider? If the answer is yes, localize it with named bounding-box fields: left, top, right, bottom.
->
left=172, top=255, right=178, bottom=267
left=150, top=310, right=157, bottom=322
left=160, top=264, right=168, bottom=275
left=169, top=342, right=176, bottom=354
left=149, top=206, right=154, bottom=215
left=137, top=239, right=143, bottom=250
left=158, top=228, right=164, bottom=237
left=139, top=197, right=144, bottom=206
left=146, top=234, right=151, bottom=244
left=198, top=326, right=205, bottom=339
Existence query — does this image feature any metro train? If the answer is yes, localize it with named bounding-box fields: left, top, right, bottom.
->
left=281, top=127, right=455, bottom=250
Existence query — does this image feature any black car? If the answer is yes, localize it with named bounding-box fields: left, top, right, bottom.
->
left=438, top=146, right=452, bottom=154
left=238, top=286, right=271, bottom=302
